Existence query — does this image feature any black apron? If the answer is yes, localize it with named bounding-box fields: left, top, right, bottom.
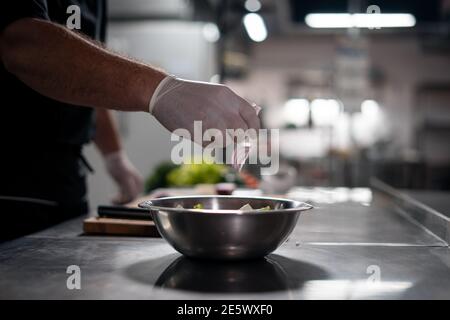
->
left=0, top=145, right=92, bottom=241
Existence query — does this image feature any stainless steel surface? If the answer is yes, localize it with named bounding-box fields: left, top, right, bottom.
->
left=292, top=202, right=448, bottom=246
left=138, top=196, right=313, bottom=260
left=1, top=188, right=449, bottom=299
left=403, top=190, right=450, bottom=218
left=372, top=179, right=450, bottom=244
left=0, top=238, right=449, bottom=299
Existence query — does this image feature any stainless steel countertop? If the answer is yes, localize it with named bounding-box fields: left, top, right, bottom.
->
left=403, top=190, right=450, bottom=218
left=1, top=186, right=449, bottom=299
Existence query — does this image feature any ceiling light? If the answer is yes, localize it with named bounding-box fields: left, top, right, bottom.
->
left=245, top=0, right=262, bottom=13
left=305, top=13, right=416, bottom=29
left=361, top=100, right=380, bottom=117
left=283, top=99, right=310, bottom=126
left=311, top=99, right=342, bottom=126
left=243, top=13, right=267, bottom=42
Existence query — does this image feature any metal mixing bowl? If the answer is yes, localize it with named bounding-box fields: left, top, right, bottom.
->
left=138, top=195, right=313, bottom=260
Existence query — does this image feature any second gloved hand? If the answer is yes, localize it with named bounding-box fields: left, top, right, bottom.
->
left=104, top=150, right=144, bottom=204
left=149, top=76, right=260, bottom=147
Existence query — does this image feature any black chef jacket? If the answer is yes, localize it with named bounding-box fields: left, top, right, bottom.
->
left=0, top=0, right=107, bottom=240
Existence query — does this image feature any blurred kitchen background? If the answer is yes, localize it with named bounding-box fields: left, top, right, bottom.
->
left=85, top=0, right=450, bottom=206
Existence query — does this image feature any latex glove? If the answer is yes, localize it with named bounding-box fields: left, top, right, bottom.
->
left=104, top=150, right=144, bottom=204
left=232, top=104, right=261, bottom=171
left=149, top=76, right=260, bottom=147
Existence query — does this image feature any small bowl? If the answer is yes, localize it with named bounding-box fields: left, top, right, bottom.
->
left=139, top=195, right=312, bottom=260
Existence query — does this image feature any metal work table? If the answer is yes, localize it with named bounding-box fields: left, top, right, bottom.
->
left=1, top=182, right=449, bottom=299
left=403, top=190, right=450, bottom=219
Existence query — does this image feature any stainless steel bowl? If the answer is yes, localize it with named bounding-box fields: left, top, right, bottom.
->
left=139, top=195, right=313, bottom=260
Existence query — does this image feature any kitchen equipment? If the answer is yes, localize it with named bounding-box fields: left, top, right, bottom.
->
left=260, top=165, right=297, bottom=194
left=138, top=195, right=313, bottom=260
left=97, top=205, right=151, bottom=220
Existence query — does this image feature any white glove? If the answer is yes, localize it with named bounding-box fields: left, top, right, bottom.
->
left=232, top=104, right=261, bottom=171
left=104, top=150, right=144, bottom=204
left=149, top=76, right=260, bottom=147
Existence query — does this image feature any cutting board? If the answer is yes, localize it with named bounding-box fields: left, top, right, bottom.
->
left=83, top=217, right=160, bottom=237
left=83, top=189, right=165, bottom=237
left=82, top=188, right=186, bottom=237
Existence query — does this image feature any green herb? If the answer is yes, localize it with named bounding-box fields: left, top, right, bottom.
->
left=193, top=203, right=204, bottom=209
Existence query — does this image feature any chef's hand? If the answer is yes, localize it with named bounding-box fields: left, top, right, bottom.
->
left=149, top=76, right=260, bottom=146
left=104, top=150, right=144, bottom=204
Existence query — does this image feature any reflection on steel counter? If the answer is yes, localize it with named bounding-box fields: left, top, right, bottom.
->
left=126, top=254, right=328, bottom=293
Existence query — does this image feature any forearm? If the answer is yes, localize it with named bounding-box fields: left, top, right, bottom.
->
left=94, top=109, right=122, bottom=156
left=0, top=18, right=166, bottom=112
left=94, top=111, right=143, bottom=204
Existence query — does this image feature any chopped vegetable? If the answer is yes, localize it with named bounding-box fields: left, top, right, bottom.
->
left=239, top=204, right=271, bottom=211
left=175, top=203, right=270, bottom=211
left=239, top=204, right=254, bottom=211
left=193, top=203, right=204, bottom=209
